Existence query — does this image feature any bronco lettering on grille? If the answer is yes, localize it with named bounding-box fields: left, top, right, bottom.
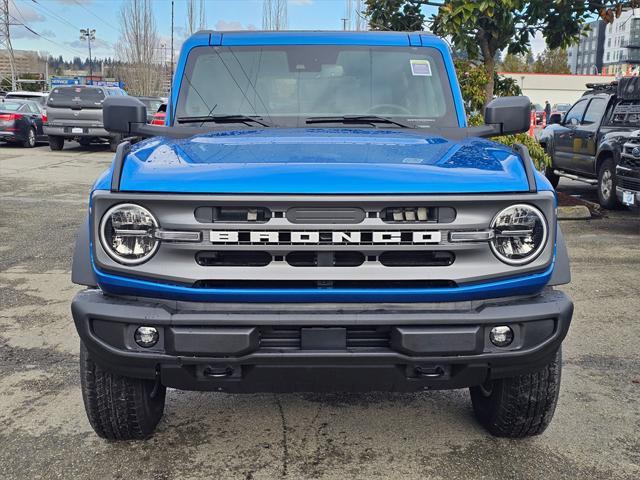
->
left=209, top=231, right=442, bottom=244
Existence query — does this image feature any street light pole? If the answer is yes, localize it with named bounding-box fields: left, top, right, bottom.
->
left=80, top=28, right=96, bottom=84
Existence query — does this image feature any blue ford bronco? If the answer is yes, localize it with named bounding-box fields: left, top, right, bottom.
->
left=71, top=31, right=573, bottom=440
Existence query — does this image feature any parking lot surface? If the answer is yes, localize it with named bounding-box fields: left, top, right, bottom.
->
left=1, top=143, right=639, bottom=480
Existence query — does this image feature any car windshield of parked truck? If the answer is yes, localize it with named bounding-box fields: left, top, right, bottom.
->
left=47, top=87, right=106, bottom=109
left=176, top=45, right=458, bottom=128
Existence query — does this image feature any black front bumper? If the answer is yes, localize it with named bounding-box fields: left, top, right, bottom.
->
left=72, top=289, right=573, bottom=393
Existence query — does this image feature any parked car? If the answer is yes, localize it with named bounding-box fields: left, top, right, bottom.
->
left=150, top=102, right=166, bottom=125
left=136, top=96, right=167, bottom=123
left=616, top=129, right=640, bottom=208
left=72, top=30, right=573, bottom=440
left=0, top=99, right=47, bottom=147
left=44, top=85, right=127, bottom=152
left=5, top=91, right=49, bottom=109
left=539, top=79, right=640, bottom=208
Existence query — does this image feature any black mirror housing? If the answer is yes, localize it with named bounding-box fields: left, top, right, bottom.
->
left=103, top=96, right=148, bottom=134
left=484, top=96, right=530, bottom=135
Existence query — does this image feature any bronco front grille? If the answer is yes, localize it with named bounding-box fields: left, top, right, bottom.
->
left=92, top=192, right=557, bottom=288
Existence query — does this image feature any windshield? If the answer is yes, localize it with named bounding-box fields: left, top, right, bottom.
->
left=47, top=87, right=105, bottom=109
left=176, top=45, right=458, bottom=128
left=0, top=101, right=23, bottom=111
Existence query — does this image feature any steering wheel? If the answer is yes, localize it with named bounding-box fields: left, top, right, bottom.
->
left=366, top=104, right=412, bottom=115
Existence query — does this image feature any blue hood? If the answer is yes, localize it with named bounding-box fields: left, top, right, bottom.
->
left=115, top=129, right=530, bottom=194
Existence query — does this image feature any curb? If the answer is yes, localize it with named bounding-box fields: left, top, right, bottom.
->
left=558, top=205, right=591, bottom=220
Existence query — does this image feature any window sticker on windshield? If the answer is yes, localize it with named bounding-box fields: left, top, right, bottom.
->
left=410, top=59, right=432, bottom=76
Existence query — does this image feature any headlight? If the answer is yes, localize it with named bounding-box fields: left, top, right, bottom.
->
left=490, top=204, right=547, bottom=265
left=99, top=203, right=159, bottom=265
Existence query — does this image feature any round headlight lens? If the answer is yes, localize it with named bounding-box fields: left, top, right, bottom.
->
left=99, top=203, right=159, bottom=265
left=490, top=204, right=547, bottom=265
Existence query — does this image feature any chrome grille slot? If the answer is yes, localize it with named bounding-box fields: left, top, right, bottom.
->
left=196, top=251, right=272, bottom=267
left=286, top=251, right=365, bottom=267
left=379, top=251, right=455, bottom=267
left=195, top=206, right=271, bottom=223
left=381, top=206, right=456, bottom=223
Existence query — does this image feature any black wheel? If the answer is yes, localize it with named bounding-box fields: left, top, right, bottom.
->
left=48, top=135, right=64, bottom=151
left=597, top=158, right=620, bottom=209
left=79, top=138, right=92, bottom=147
left=109, top=135, right=123, bottom=152
left=23, top=127, right=36, bottom=148
left=542, top=144, right=560, bottom=189
left=80, top=342, right=166, bottom=440
left=470, top=349, right=562, bottom=438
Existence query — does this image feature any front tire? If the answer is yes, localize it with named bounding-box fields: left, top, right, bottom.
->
left=542, top=144, right=560, bottom=189
left=80, top=342, right=166, bottom=440
left=470, top=349, right=562, bottom=438
left=48, top=135, right=64, bottom=151
left=597, top=158, right=620, bottom=209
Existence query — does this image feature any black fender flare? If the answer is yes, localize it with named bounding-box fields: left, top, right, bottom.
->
left=548, top=223, right=571, bottom=286
left=71, top=215, right=98, bottom=287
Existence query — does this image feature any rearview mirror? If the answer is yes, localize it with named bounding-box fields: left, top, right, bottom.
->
left=483, top=96, right=530, bottom=135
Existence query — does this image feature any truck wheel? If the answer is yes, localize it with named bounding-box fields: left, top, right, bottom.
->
left=109, top=135, right=123, bottom=152
left=470, top=348, right=562, bottom=438
left=597, top=158, right=620, bottom=209
left=542, top=144, right=560, bottom=188
left=23, top=127, right=36, bottom=148
left=544, top=166, right=560, bottom=189
left=48, top=135, right=64, bottom=151
left=80, top=342, right=166, bottom=440
left=79, top=138, right=92, bottom=147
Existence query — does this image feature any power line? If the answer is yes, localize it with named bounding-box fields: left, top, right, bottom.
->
left=72, top=0, right=119, bottom=33
left=29, top=0, right=79, bottom=31
left=7, top=11, right=86, bottom=58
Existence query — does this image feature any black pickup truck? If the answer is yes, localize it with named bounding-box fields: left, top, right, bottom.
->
left=539, top=78, right=640, bottom=208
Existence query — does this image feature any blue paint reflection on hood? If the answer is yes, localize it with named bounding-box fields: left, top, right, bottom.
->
left=115, top=128, right=530, bottom=194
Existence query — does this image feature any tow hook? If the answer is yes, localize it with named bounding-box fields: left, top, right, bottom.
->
left=415, top=365, right=446, bottom=378
left=203, top=365, right=235, bottom=378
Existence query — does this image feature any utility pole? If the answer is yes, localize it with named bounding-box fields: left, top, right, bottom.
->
left=170, top=0, right=174, bottom=80
left=80, top=28, right=96, bottom=83
left=1, top=0, right=18, bottom=91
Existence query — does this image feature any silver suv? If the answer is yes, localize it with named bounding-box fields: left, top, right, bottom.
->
left=44, top=85, right=126, bottom=151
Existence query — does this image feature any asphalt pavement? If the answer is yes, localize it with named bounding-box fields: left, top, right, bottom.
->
left=0, top=142, right=638, bottom=480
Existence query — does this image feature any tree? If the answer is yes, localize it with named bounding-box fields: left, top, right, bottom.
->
left=115, top=0, right=161, bottom=96
left=500, top=53, right=529, bottom=73
left=533, top=48, right=571, bottom=74
left=366, top=1, right=627, bottom=105
left=364, top=0, right=424, bottom=30
left=186, top=0, right=206, bottom=36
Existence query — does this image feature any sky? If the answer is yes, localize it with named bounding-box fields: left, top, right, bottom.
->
left=8, top=0, right=546, bottom=61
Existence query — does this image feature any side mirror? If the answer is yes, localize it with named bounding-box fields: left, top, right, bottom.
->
left=483, top=96, right=530, bottom=135
left=103, top=96, right=148, bottom=134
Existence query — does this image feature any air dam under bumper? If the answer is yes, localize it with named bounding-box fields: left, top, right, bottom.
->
left=72, top=288, right=573, bottom=393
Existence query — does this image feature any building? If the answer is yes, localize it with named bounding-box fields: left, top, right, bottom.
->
left=602, top=9, right=640, bottom=76
left=0, top=49, right=46, bottom=79
left=567, top=20, right=606, bottom=75
left=499, top=72, right=616, bottom=106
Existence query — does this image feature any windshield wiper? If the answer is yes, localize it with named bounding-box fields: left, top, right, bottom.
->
left=177, top=114, right=272, bottom=127
left=305, top=115, right=414, bottom=129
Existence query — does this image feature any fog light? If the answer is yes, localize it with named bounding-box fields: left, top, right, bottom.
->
left=134, top=326, right=159, bottom=348
left=489, top=326, right=514, bottom=347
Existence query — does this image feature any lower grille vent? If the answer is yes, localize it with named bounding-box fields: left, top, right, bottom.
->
left=192, top=280, right=457, bottom=289
left=259, top=326, right=391, bottom=351
left=379, top=251, right=455, bottom=267
left=196, top=251, right=272, bottom=267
